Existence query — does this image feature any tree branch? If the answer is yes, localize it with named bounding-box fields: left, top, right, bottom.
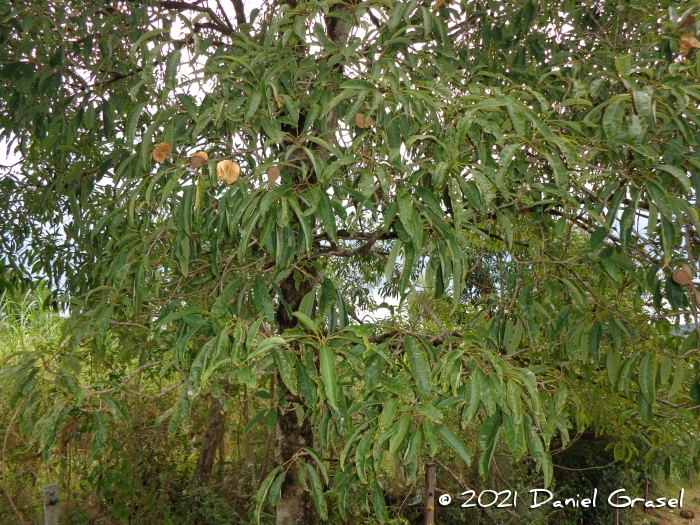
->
left=158, top=1, right=233, bottom=35
left=230, top=0, right=246, bottom=25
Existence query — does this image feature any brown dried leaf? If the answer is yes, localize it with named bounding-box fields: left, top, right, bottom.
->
left=190, top=151, right=209, bottom=169
left=216, top=160, right=240, bottom=185
left=354, top=113, right=375, bottom=128
left=678, top=14, right=697, bottom=31
left=673, top=268, right=693, bottom=285
left=695, top=289, right=700, bottom=308
left=434, top=0, right=446, bottom=9
left=267, top=166, right=280, bottom=190
left=361, top=148, right=373, bottom=165
left=679, top=33, right=700, bottom=55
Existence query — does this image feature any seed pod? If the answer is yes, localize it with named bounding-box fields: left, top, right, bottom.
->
left=673, top=268, right=693, bottom=285
left=190, top=151, right=209, bottom=169
left=152, top=142, right=171, bottom=162
left=267, top=166, right=280, bottom=190
left=679, top=33, right=700, bottom=55
left=682, top=263, right=695, bottom=280
left=216, top=160, right=240, bottom=185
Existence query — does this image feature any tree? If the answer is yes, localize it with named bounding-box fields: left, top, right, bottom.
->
left=3, top=0, right=700, bottom=523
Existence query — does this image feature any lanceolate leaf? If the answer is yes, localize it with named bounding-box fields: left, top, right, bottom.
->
left=436, top=424, right=472, bottom=466
left=255, top=466, right=282, bottom=524
left=319, top=346, right=338, bottom=411
left=253, top=277, right=275, bottom=322
left=404, top=336, right=431, bottom=400
left=638, top=354, right=656, bottom=406
left=274, top=348, right=298, bottom=395
left=306, top=464, right=328, bottom=521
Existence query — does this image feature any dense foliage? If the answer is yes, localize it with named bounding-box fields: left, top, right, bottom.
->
left=3, top=0, right=700, bottom=523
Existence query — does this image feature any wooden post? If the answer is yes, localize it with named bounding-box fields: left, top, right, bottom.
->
left=690, top=466, right=694, bottom=488
left=644, top=480, right=649, bottom=514
left=42, top=483, right=59, bottom=525
left=424, top=462, right=436, bottom=525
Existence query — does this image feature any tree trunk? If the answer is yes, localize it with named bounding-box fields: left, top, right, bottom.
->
left=192, top=393, right=227, bottom=485
left=275, top=269, right=317, bottom=525
left=272, top=6, right=351, bottom=524
left=275, top=386, right=316, bottom=525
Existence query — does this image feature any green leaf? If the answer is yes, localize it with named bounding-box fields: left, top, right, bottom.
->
left=385, top=241, right=402, bottom=282
left=478, top=410, right=502, bottom=450
left=91, top=412, right=107, bottom=458
left=506, top=101, right=526, bottom=136
left=379, top=398, right=399, bottom=431
left=638, top=354, right=655, bottom=405
left=655, top=164, right=692, bottom=194
left=355, top=429, right=374, bottom=483
left=506, top=381, right=523, bottom=425
left=638, top=390, right=652, bottom=423
left=502, top=412, right=527, bottom=460
left=404, top=336, right=431, bottom=400
left=669, top=361, right=685, bottom=398
left=292, top=311, right=318, bottom=332
left=269, top=470, right=286, bottom=507
left=340, top=79, right=374, bottom=90
left=243, top=409, right=267, bottom=436
left=211, top=279, right=241, bottom=318
left=370, top=480, right=389, bottom=523
left=632, top=90, right=651, bottom=116
left=319, top=346, right=338, bottom=411
left=646, top=179, right=675, bottom=222
left=388, top=414, right=411, bottom=456
left=255, top=466, right=282, bottom=524
left=40, top=401, right=66, bottom=460
left=603, top=100, right=625, bottom=138
left=397, top=194, right=415, bottom=237
left=165, top=48, right=181, bottom=90
left=436, top=424, right=472, bottom=466
left=317, top=189, right=338, bottom=243
left=245, top=90, right=262, bottom=121
left=607, top=346, right=621, bottom=389
left=462, top=373, right=481, bottom=427
left=253, top=277, right=274, bottom=322
left=660, top=356, right=673, bottom=386
left=274, top=348, right=298, bottom=396
left=306, top=463, right=328, bottom=520
left=125, top=102, right=147, bottom=149
left=419, top=403, right=444, bottom=423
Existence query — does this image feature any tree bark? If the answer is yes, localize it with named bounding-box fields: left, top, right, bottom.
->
left=275, top=269, right=317, bottom=525
left=192, top=393, right=227, bottom=485
left=275, top=386, right=316, bottom=525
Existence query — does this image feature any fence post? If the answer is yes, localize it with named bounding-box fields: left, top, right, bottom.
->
left=42, top=483, right=59, bottom=525
left=424, top=462, right=436, bottom=525
left=644, top=480, right=649, bottom=515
